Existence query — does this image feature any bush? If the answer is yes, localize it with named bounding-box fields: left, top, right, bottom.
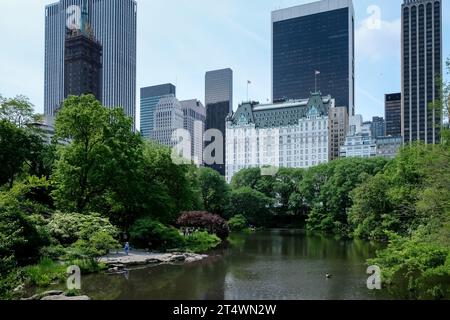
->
left=184, top=231, right=221, bottom=253
left=228, top=215, right=248, bottom=232
left=369, top=234, right=450, bottom=299
left=0, top=203, right=49, bottom=266
left=48, top=212, right=118, bottom=246
left=70, top=230, right=119, bottom=259
left=22, top=257, right=66, bottom=287
left=177, top=211, right=229, bottom=239
left=129, top=217, right=185, bottom=251
left=226, top=187, right=273, bottom=227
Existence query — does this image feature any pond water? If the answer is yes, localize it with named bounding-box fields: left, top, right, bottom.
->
left=79, top=229, right=396, bottom=300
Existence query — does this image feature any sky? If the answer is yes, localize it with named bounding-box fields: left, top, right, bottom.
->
left=0, top=0, right=449, bottom=127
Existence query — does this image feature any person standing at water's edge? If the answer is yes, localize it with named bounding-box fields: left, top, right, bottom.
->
left=124, top=242, right=130, bottom=255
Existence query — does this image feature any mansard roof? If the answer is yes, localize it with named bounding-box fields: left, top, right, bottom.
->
left=227, top=92, right=334, bottom=128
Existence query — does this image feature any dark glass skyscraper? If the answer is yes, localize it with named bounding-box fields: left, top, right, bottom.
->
left=385, top=93, right=402, bottom=137
left=205, top=68, right=233, bottom=176
left=45, top=0, right=137, bottom=124
left=272, top=0, right=355, bottom=116
left=401, top=0, right=442, bottom=144
left=64, top=3, right=102, bottom=101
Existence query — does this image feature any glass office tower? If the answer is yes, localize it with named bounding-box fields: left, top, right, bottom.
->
left=401, top=0, right=442, bottom=144
left=272, top=0, right=355, bottom=116
left=205, top=68, right=233, bottom=176
left=385, top=93, right=402, bottom=137
left=45, top=0, right=137, bottom=124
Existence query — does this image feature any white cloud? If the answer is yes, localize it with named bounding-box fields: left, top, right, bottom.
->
left=356, top=16, right=401, bottom=62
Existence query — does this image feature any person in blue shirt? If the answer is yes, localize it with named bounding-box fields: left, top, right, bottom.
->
left=124, top=242, right=130, bottom=255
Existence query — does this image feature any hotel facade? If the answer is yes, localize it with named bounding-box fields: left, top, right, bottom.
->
left=225, top=93, right=335, bottom=182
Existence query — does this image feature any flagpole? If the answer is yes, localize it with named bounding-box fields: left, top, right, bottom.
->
left=314, top=71, right=320, bottom=93
left=247, top=80, right=251, bottom=102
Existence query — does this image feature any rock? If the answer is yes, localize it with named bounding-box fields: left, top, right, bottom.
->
left=13, top=284, right=24, bottom=293
left=170, top=255, right=186, bottom=262
left=21, top=290, right=64, bottom=301
left=41, top=295, right=91, bottom=301
left=146, top=258, right=163, bottom=264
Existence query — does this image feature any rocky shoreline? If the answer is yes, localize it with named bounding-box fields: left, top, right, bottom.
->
left=21, top=290, right=90, bottom=301
left=100, top=251, right=208, bottom=272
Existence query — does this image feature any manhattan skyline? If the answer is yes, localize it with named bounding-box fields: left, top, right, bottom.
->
left=0, top=0, right=449, bottom=129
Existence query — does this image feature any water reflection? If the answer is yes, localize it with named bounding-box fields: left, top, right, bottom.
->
left=81, top=229, right=393, bottom=300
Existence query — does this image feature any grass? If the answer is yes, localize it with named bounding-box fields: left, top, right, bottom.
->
left=22, top=257, right=67, bottom=287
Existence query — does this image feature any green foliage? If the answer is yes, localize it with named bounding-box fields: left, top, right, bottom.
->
left=0, top=95, right=34, bottom=128
left=70, top=230, right=119, bottom=259
left=0, top=268, right=23, bottom=300
left=22, top=257, right=66, bottom=287
left=369, top=235, right=450, bottom=300
left=47, top=211, right=118, bottom=246
left=226, top=187, right=273, bottom=226
left=197, top=167, right=229, bottom=216
left=52, top=95, right=143, bottom=216
left=228, top=215, right=248, bottom=232
left=0, top=200, right=49, bottom=266
left=0, top=120, right=45, bottom=188
left=184, top=231, right=221, bottom=253
left=129, top=217, right=185, bottom=251
left=301, top=157, right=388, bottom=235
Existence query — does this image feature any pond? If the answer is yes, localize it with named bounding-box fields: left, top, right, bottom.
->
left=79, top=229, right=396, bottom=300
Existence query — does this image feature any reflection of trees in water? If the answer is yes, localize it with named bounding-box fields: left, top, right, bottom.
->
left=83, top=256, right=229, bottom=300
left=81, top=231, right=393, bottom=300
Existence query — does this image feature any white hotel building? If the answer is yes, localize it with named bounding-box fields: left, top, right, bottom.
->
left=225, top=93, right=335, bottom=182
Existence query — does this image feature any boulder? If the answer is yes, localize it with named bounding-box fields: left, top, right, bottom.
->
left=41, top=295, right=91, bottom=301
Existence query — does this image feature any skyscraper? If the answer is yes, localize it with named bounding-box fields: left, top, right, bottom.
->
left=329, top=106, right=349, bottom=161
left=45, top=0, right=137, bottom=123
left=385, top=93, right=402, bottom=137
left=272, top=0, right=355, bottom=116
left=64, top=1, right=102, bottom=101
left=151, top=96, right=184, bottom=149
left=181, top=99, right=206, bottom=166
left=140, top=84, right=176, bottom=139
left=371, top=117, right=386, bottom=139
left=401, top=0, right=442, bottom=144
left=205, top=68, right=233, bottom=176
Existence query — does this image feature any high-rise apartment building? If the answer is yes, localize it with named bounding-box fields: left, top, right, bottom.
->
left=140, top=84, right=176, bottom=139
left=385, top=93, right=402, bottom=137
left=45, top=0, right=137, bottom=123
left=272, top=0, right=355, bottom=115
left=329, top=106, right=349, bottom=161
left=401, top=0, right=442, bottom=144
left=205, top=68, right=233, bottom=176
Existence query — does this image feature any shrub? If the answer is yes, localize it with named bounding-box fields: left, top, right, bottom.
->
left=177, top=211, right=229, bottom=239
left=22, top=257, right=66, bottom=287
left=70, top=230, right=120, bottom=259
left=48, top=212, right=118, bottom=246
left=129, top=217, right=185, bottom=251
left=228, top=215, right=248, bottom=232
left=0, top=203, right=49, bottom=266
left=185, top=231, right=221, bottom=253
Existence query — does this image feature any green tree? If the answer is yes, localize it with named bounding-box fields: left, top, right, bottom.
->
left=52, top=95, right=143, bottom=215
left=197, top=167, right=229, bottom=216
left=226, top=187, right=273, bottom=226
left=0, top=120, right=42, bottom=188
left=0, top=95, right=34, bottom=128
